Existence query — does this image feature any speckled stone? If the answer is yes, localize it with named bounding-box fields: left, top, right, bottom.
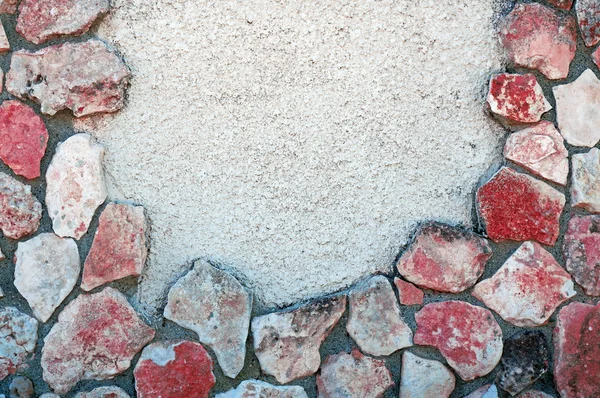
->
left=571, top=148, right=600, bottom=213
left=0, top=0, right=15, bottom=13
left=576, top=0, right=600, bottom=46
left=0, top=307, right=38, bottom=381
left=400, top=351, right=455, bottom=398
left=563, top=215, right=600, bottom=295
left=216, top=380, right=308, bottom=398
left=74, top=387, right=130, bottom=398
left=0, top=172, right=42, bottom=240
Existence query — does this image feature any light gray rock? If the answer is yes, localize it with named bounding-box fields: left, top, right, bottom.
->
left=217, top=380, right=308, bottom=398
left=0, top=172, right=42, bottom=240
left=400, top=352, right=455, bottom=398
left=0, top=307, right=38, bottom=381
left=74, top=386, right=130, bottom=398
left=463, top=384, right=498, bottom=398
left=571, top=148, right=600, bottom=213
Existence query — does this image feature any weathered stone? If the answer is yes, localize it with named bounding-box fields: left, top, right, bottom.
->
left=0, top=172, right=42, bottom=240
left=41, top=287, right=154, bottom=394
left=487, top=73, right=551, bottom=124
left=164, top=260, right=251, bottom=378
left=0, top=307, right=37, bottom=381
left=576, top=0, right=600, bottom=46
left=400, top=351, right=455, bottom=398
left=38, top=394, right=61, bottom=398
left=17, top=0, right=109, bottom=45
left=563, top=215, right=600, bottom=295
left=346, top=275, right=412, bottom=356
left=504, top=121, right=568, bottom=185
left=81, top=203, right=147, bottom=291
left=463, top=384, right=499, bottom=398
left=499, top=3, right=577, bottom=80
left=134, top=340, right=215, bottom=398
left=217, top=380, right=308, bottom=398
left=252, top=295, right=346, bottom=384
left=472, top=242, right=575, bottom=327
left=547, top=0, right=573, bottom=10
left=317, top=350, right=393, bottom=398
left=397, top=222, right=492, bottom=293
left=414, top=301, right=503, bottom=381
left=0, top=0, right=16, bottom=14
left=394, top=278, right=424, bottom=306
left=476, top=167, right=565, bottom=245
left=571, top=148, right=600, bottom=213
left=6, top=40, right=130, bottom=117
left=9, top=376, right=33, bottom=398
left=0, top=22, right=9, bottom=53
left=74, top=387, right=130, bottom=398
left=518, top=391, right=555, bottom=398
left=46, top=133, right=106, bottom=240
left=14, top=233, right=80, bottom=322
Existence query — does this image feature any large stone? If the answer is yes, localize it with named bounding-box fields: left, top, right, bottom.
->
left=6, top=40, right=130, bottom=117
left=17, top=0, right=110, bottom=44
left=394, top=278, right=424, bottom=306
left=0, top=172, right=42, bottom=240
left=472, top=242, right=575, bottom=327
left=563, top=215, right=600, bottom=295
left=0, top=307, right=37, bottom=381
left=164, top=260, right=252, bottom=378
left=576, top=0, right=600, bottom=46
left=252, top=295, right=346, bottom=384
left=399, top=351, right=455, bottom=398
left=547, top=0, right=573, bottom=10
left=216, top=380, right=308, bottom=398
left=504, top=121, right=568, bottom=185
left=14, top=233, right=80, bottom=322
left=346, top=275, right=412, bottom=356
left=486, top=73, right=551, bottom=124
left=317, top=350, right=393, bottom=398
left=81, top=203, right=147, bottom=291
left=499, top=3, right=577, bottom=80
left=414, top=301, right=503, bottom=381
left=463, top=385, right=499, bottom=398
left=41, top=287, right=155, bottom=394
left=74, top=387, right=130, bottom=398
left=476, top=167, right=565, bottom=245
left=46, top=133, right=107, bottom=240
left=0, top=0, right=16, bottom=13
left=397, top=221, right=492, bottom=293
left=0, top=100, right=48, bottom=179
left=134, top=340, right=215, bottom=398
left=571, top=148, right=600, bottom=213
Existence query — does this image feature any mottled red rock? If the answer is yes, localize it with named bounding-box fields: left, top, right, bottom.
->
left=134, top=340, right=215, bottom=398
left=571, top=148, right=600, bottom=213
left=394, top=278, right=424, bottom=306
left=0, top=0, right=16, bottom=14
left=414, top=301, right=503, bottom=381
left=217, top=380, right=308, bottom=398
left=41, top=287, right=155, bottom=394
left=487, top=73, right=551, bottom=124
left=400, top=351, right=455, bottom=398
left=477, top=167, right=565, bottom=245
left=577, top=0, right=600, bottom=46
left=74, top=387, right=130, bottom=398
left=547, top=0, right=573, bottom=9
left=0, top=172, right=42, bottom=240
left=0, top=307, right=37, bottom=381
left=518, top=391, right=554, bottom=398
left=463, top=384, right=499, bottom=398
left=564, top=215, right=600, bottom=295
left=317, top=350, right=393, bottom=398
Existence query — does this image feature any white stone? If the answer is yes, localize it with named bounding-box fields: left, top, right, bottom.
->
left=400, top=351, right=455, bottom=398
left=0, top=22, right=9, bottom=52
left=216, top=380, right=308, bottom=398
left=0, top=307, right=38, bottom=381
left=463, top=385, right=498, bottom=398
left=571, top=148, right=600, bottom=213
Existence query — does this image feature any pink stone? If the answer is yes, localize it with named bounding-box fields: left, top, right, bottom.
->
left=499, top=3, right=577, bottom=80
left=414, top=301, right=503, bottom=381
left=563, top=215, right=600, bottom=295
left=518, top=391, right=554, bottom=398
left=0, top=307, right=37, bottom=381
left=217, top=380, right=308, bottom=398
left=571, top=148, right=600, bottom=213
left=317, top=350, right=393, bottom=398
left=576, top=0, right=600, bottom=46
left=593, top=46, right=600, bottom=69
left=397, top=222, right=492, bottom=293
left=0, top=172, right=42, bottom=240
left=0, top=100, right=48, bottom=179
left=0, top=0, right=16, bottom=13
left=134, top=340, right=215, bottom=398
left=547, top=0, right=574, bottom=10
left=394, top=278, right=424, bottom=306
left=0, top=22, right=9, bottom=53
left=504, top=121, right=568, bottom=185
left=476, top=167, right=565, bottom=245
left=400, top=351, right=455, bottom=398
left=463, top=384, right=499, bottom=398
left=472, top=242, right=575, bottom=327
left=81, top=203, right=147, bottom=291
left=74, top=387, right=130, bottom=398
left=41, top=287, right=155, bottom=394
left=487, top=73, right=551, bottom=124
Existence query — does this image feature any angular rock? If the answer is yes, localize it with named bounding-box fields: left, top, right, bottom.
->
left=9, top=376, right=33, bottom=398
left=576, top=0, right=600, bottom=46
left=317, top=350, right=393, bottom=398
left=0, top=0, right=16, bottom=14
left=6, top=40, right=130, bottom=117
left=14, top=233, right=80, bottom=322
left=217, top=380, right=308, bottom=398
left=134, top=340, right=215, bottom=398
left=0, top=307, right=37, bottom=381
left=0, top=172, right=42, bottom=240
left=463, top=384, right=499, bottom=398
left=346, top=275, right=412, bottom=356
left=518, top=391, right=554, bottom=398
left=41, top=287, right=155, bottom=394
left=563, top=215, right=600, bottom=295
left=400, top=351, right=455, bottom=398
left=394, top=278, right=424, bottom=306
left=17, top=0, right=110, bottom=45
left=472, top=241, right=575, bottom=327
left=252, top=295, right=346, bottom=384
left=164, top=260, right=251, bottom=378
left=81, top=203, right=147, bottom=291
left=74, top=387, right=130, bottom=398
left=504, top=121, right=568, bottom=185
left=0, top=22, right=9, bottom=53
left=0, top=248, right=4, bottom=260
left=414, top=301, right=503, bottom=381
left=499, top=3, right=577, bottom=80
left=397, top=222, right=492, bottom=293
left=487, top=73, right=551, bottom=124
left=46, top=133, right=106, bottom=240
left=547, top=0, right=573, bottom=10
left=477, top=167, right=565, bottom=245
left=571, top=148, right=600, bottom=213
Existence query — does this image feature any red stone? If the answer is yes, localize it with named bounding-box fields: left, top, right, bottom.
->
left=0, top=0, right=16, bottom=14
left=563, top=215, right=600, bottom=296
left=476, top=167, right=565, bottom=245
left=547, top=0, right=573, bottom=9
left=0, top=171, right=42, bottom=240
left=0, top=100, right=48, bottom=179
left=394, top=278, right=424, bottom=306
left=134, top=340, right=215, bottom=398
left=577, top=0, right=600, bottom=47
left=487, top=73, right=551, bottom=124
left=593, top=46, right=600, bottom=70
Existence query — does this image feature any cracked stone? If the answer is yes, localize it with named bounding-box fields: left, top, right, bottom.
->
left=0, top=0, right=15, bottom=13
left=74, top=387, right=130, bottom=398
left=6, top=39, right=130, bottom=117
left=518, top=391, right=554, bottom=398
left=164, top=260, right=252, bottom=378
left=414, top=301, right=503, bottom=381
left=0, top=172, right=41, bottom=240
left=394, top=278, right=424, bottom=306
left=0, top=307, right=37, bottom=381
left=397, top=222, right=492, bottom=293
left=571, top=148, right=600, bottom=213
left=252, top=295, right=346, bottom=384
left=463, top=384, right=499, bottom=398
left=134, top=340, right=215, bottom=398
left=9, top=376, right=33, bottom=398
left=216, top=380, right=308, bottom=398
left=46, top=133, right=106, bottom=240
left=487, top=73, right=551, bottom=124
left=577, top=0, right=600, bottom=46
left=563, top=215, right=600, bottom=295
left=400, top=351, right=455, bottom=398
left=41, top=287, right=154, bottom=394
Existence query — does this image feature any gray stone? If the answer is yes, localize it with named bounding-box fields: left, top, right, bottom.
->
left=0, top=172, right=42, bottom=240
left=571, top=147, right=600, bottom=213
left=0, top=307, right=38, bottom=381
left=217, top=380, right=308, bottom=398
left=400, top=352, right=455, bottom=398
left=463, top=385, right=498, bottom=398
left=9, top=376, right=33, bottom=398
left=74, top=386, right=130, bottom=398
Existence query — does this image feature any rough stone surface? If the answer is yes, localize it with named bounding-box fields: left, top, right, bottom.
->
left=252, top=295, right=346, bottom=384
left=518, top=391, right=554, bottom=398
left=74, top=387, right=130, bottom=398
left=6, top=39, right=129, bottom=117
left=476, top=167, right=565, bottom=245
left=414, top=301, right=503, bottom=381
left=134, top=340, right=215, bottom=398
left=45, top=133, right=107, bottom=240
left=547, top=0, right=573, bottom=9
left=0, top=0, right=16, bottom=14
left=9, top=376, right=33, bottom=398
left=216, top=380, right=308, bottom=398
left=346, top=275, right=412, bottom=356
left=399, top=351, right=455, bottom=398
left=0, top=22, right=9, bottom=52
left=504, top=121, right=568, bottom=185
left=397, top=221, right=492, bottom=293
left=463, top=384, right=499, bottom=398
left=317, top=350, right=393, bottom=398
left=41, top=287, right=155, bottom=394
left=571, top=148, right=600, bottom=213
left=81, top=202, right=147, bottom=291
left=563, top=214, right=600, bottom=295
left=472, top=241, right=575, bottom=327
left=486, top=73, right=551, bottom=124
left=0, top=172, right=42, bottom=240
left=0, top=307, right=37, bottom=381
left=576, top=0, right=600, bottom=46
left=499, top=3, right=577, bottom=80
left=164, top=260, right=252, bottom=378
left=393, top=278, right=424, bottom=306
left=593, top=46, right=600, bottom=70
left=38, top=394, right=61, bottom=398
